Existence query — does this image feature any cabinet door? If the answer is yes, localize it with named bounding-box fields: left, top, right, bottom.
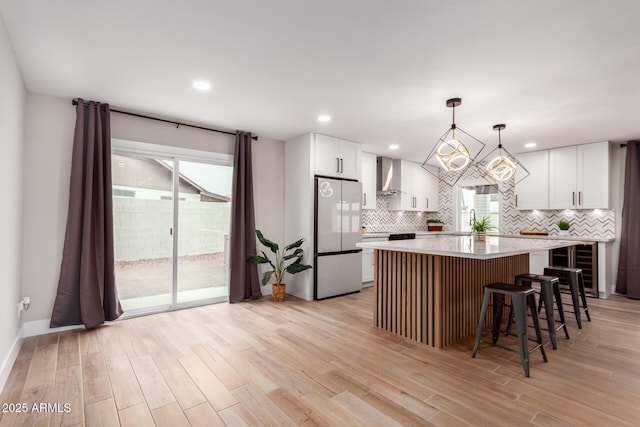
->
left=314, top=134, right=341, bottom=177
left=399, top=161, right=413, bottom=210
left=362, top=249, right=374, bottom=283
left=577, top=142, right=609, bottom=209
left=411, top=162, right=426, bottom=211
left=338, top=140, right=359, bottom=180
left=549, top=146, right=577, bottom=209
left=423, top=165, right=440, bottom=212
left=361, top=152, right=377, bottom=209
left=515, top=150, right=549, bottom=210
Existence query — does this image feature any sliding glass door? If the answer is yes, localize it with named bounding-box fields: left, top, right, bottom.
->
left=111, top=145, right=232, bottom=315
left=176, top=160, right=232, bottom=304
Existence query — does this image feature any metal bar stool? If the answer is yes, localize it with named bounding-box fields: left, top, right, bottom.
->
left=472, top=282, right=548, bottom=377
left=506, top=273, right=570, bottom=349
left=544, top=266, right=591, bottom=329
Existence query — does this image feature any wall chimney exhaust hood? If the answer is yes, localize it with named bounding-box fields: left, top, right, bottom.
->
left=376, top=156, right=402, bottom=195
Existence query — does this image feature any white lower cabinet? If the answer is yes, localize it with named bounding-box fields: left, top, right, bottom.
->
left=362, top=248, right=374, bottom=284
left=362, top=238, right=386, bottom=285
left=529, top=250, right=548, bottom=274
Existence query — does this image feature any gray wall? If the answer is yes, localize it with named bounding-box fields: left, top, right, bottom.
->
left=0, top=11, right=26, bottom=387
left=113, top=198, right=230, bottom=261
left=20, top=93, right=285, bottom=323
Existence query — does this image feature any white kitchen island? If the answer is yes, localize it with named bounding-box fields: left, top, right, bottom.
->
left=357, top=235, right=578, bottom=348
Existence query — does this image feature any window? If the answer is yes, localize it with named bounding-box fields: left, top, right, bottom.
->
left=458, top=183, right=500, bottom=232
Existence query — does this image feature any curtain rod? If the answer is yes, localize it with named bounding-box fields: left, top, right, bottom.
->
left=72, top=99, right=258, bottom=140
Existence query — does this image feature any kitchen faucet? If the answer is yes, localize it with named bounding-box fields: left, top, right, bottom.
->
left=469, top=208, right=476, bottom=226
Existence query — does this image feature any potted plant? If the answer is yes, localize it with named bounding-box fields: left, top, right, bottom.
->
left=557, top=219, right=571, bottom=236
left=427, top=218, right=444, bottom=232
left=470, top=214, right=496, bottom=241
left=247, top=230, right=312, bottom=302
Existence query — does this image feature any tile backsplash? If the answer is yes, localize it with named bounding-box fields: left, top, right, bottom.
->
left=362, top=165, right=616, bottom=240
left=361, top=196, right=441, bottom=232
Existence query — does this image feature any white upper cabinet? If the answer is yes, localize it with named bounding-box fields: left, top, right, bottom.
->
left=423, top=165, right=440, bottom=212
left=314, top=133, right=360, bottom=180
left=549, top=141, right=609, bottom=209
left=361, top=152, right=377, bottom=209
left=411, top=164, right=426, bottom=211
left=388, top=160, right=438, bottom=212
left=577, top=142, right=609, bottom=209
left=515, top=150, right=549, bottom=210
left=549, top=146, right=578, bottom=209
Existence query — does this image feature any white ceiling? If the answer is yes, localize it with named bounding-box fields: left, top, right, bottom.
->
left=1, top=0, right=639, bottom=161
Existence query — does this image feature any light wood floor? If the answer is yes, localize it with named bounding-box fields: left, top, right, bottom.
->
left=1, top=288, right=640, bottom=426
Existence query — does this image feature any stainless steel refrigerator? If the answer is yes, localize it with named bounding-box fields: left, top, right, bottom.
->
left=314, top=177, right=363, bottom=299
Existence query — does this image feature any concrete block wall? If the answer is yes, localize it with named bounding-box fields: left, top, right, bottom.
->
left=113, top=198, right=230, bottom=261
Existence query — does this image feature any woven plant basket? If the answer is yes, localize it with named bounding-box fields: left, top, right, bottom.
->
left=272, top=284, right=286, bottom=302
left=474, top=231, right=486, bottom=242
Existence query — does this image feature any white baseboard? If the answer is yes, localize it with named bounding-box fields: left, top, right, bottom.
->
left=0, top=326, right=23, bottom=394
left=22, top=319, right=83, bottom=338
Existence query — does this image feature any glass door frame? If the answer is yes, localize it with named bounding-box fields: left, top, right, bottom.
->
left=112, top=138, right=233, bottom=318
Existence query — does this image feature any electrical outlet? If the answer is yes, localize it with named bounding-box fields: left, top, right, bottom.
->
left=17, top=297, right=31, bottom=317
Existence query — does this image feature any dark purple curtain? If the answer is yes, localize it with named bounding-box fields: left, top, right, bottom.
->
left=616, top=140, right=640, bottom=299
left=51, top=99, right=123, bottom=328
left=229, top=131, right=262, bottom=302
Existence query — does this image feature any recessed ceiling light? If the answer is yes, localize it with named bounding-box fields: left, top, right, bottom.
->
left=193, top=81, right=212, bottom=90
left=524, top=142, right=537, bottom=148
left=389, top=144, right=399, bottom=150
left=317, top=115, right=331, bottom=122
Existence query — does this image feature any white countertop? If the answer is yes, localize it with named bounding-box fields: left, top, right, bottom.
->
left=357, top=235, right=583, bottom=259
left=362, top=231, right=614, bottom=243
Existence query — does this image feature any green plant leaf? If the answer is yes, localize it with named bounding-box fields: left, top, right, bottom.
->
left=261, top=270, right=274, bottom=286
left=260, top=251, right=275, bottom=268
left=284, top=238, right=304, bottom=251
left=256, top=229, right=279, bottom=253
left=286, top=261, right=313, bottom=275
left=283, top=248, right=303, bottom=260
left=471, top=216, right=495, bottom=232
left=247, top=255, right=269, bottom=264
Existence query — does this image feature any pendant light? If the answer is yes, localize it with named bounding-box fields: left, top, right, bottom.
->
left=436, top=98, right=470, bottom=171
left=486, top=124, right=516, bottom=182
left=475, top=123, right=530, bottom=188
left=422, top=97, right=486, bottom=186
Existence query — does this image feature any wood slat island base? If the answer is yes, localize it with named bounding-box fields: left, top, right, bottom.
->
left=374, top=249, right=529, bottom=348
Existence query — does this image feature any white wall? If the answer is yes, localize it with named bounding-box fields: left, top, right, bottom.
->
left=111, top=112, right=235, bottom=155
left=21, top=94, right=75, bottom=323
left=284, top=133, right=314, bottom=300
left=252, top=137, right=285, bottom=295
left=0, top=11, right=26, bottom=391
left=21, top=93, right=285, bottom=324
